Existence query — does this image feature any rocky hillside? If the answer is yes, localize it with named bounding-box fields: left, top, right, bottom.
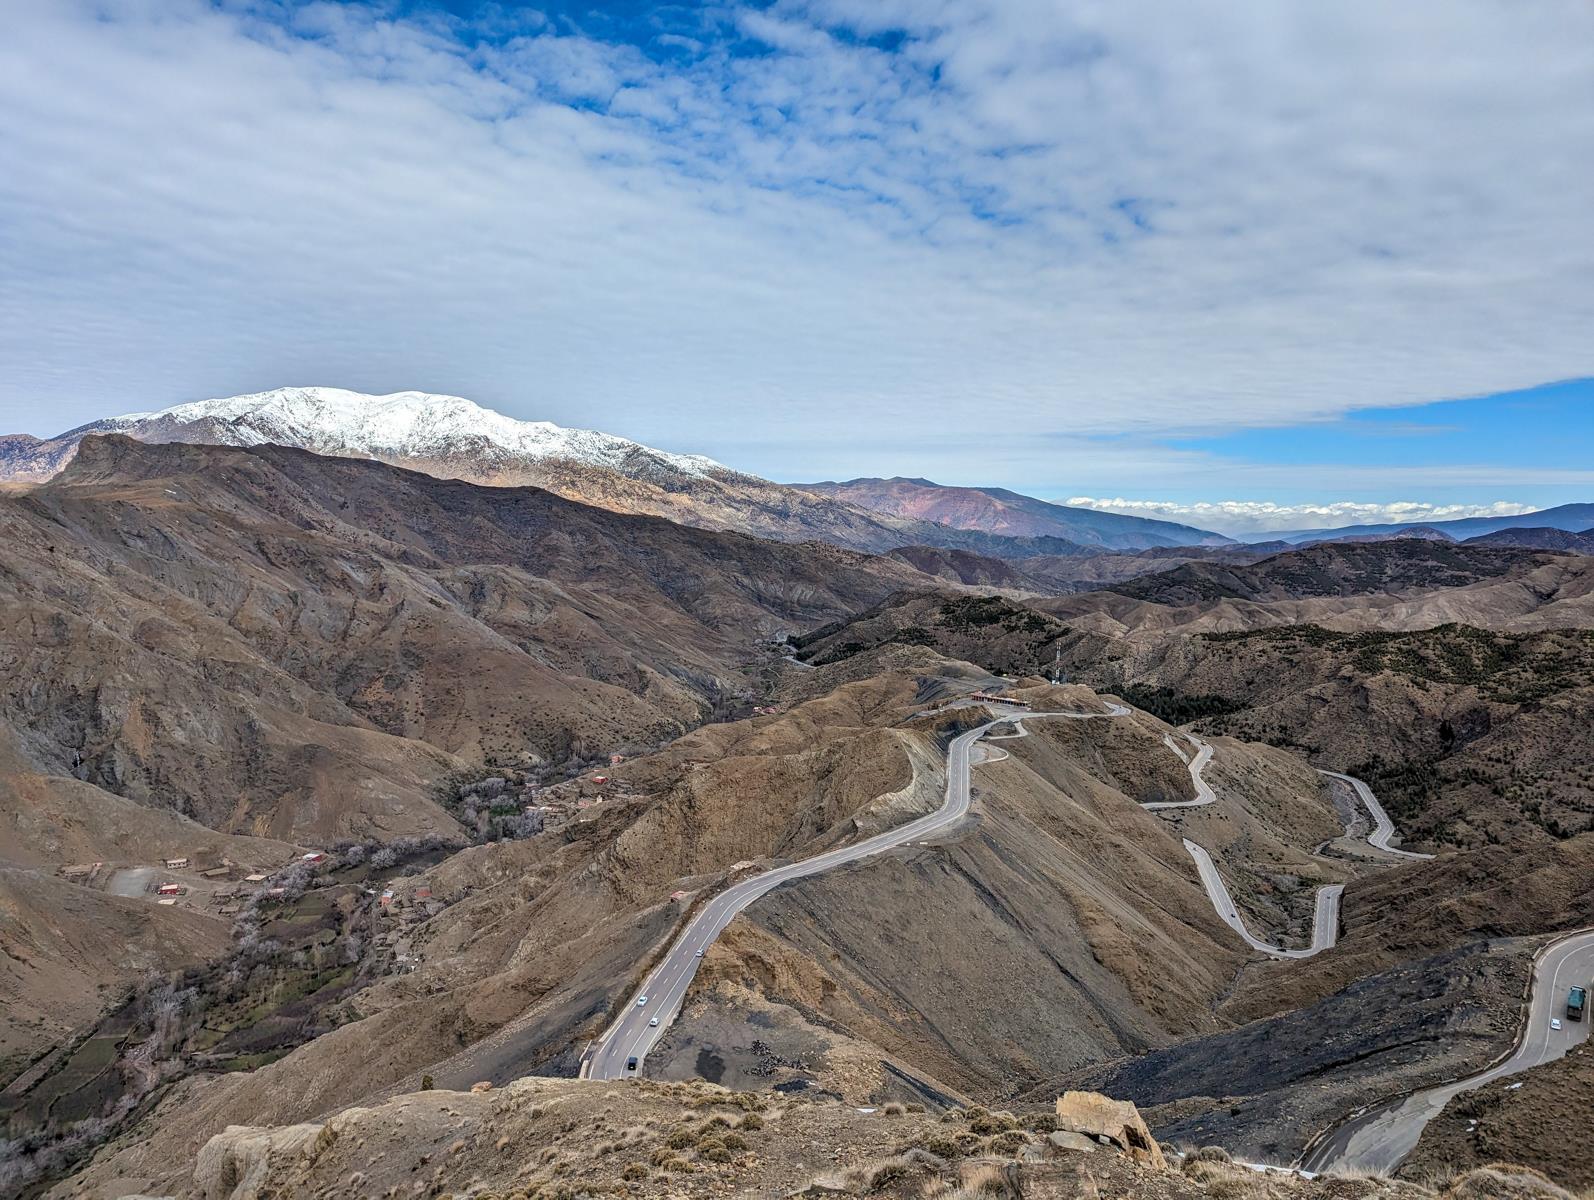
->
left=0, top=435, right=929, bottom=843
left=1108, top=540, right=1549, bottom=605
left=56, top=1074, right=1586, bottom=1200
left=796, top=477, right=1230, bottom=549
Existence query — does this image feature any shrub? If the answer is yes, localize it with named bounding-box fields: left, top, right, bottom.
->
left=912, top=1134, right=964, bottom=1159
left=967, top=1112, right=1018, bottom=1136
left=620, top=1163, right=647, bottom=1181
left=882, top=1102, right=906, bottom=1116
left=868, top=1159, right=913, bottom=1187
left=738, top=1113, right=764, bottom=1131
left=984, top=1130, right=1028, bottom=1155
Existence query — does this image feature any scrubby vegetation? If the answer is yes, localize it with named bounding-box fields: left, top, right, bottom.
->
left=1119, top=684, right=1244, bottom=726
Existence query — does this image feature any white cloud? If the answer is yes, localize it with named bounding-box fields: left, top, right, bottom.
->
left=1065, top=497, right=1539, bottom=537
left=0, top=0, right=1591, bottom=496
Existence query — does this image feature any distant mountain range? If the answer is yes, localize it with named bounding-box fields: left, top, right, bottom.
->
left=0, top=388, right=1226, bottom=555
left=794, top=476, right=1232, bottom=549
left=1260, top=503, right=1594, bottom=545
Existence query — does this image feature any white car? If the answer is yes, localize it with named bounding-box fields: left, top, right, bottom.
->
left=636, top=995, right=648, bottom=1007
left=696, top=949, right=705, bottom=958
left=1551, top=1017, right=1563, bottom=1031
left=649, top=1017, right=660, bottom=1027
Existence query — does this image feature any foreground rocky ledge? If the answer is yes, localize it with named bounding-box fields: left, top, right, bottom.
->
left=57, top=1080, right=1587, bottom=1200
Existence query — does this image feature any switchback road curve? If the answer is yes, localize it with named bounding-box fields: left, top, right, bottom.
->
left=584, top=698, right=1130, bottom=1081
left=1302, top=929, right=1594, bottom=1174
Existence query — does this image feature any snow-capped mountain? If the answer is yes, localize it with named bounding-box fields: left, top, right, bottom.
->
left=77, top=387, right=728, bottom=482
left=1, top=386, right=1228, bottom=555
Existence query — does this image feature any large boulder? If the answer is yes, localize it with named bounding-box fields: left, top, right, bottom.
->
left=1053, top=1090, right=1166, bottom=1169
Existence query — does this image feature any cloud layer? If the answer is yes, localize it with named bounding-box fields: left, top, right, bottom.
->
left=2, top=1, right=1591, bottom=495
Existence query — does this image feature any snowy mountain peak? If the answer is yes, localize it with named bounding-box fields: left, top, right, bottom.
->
left=88, top=387, right=727, bottom=478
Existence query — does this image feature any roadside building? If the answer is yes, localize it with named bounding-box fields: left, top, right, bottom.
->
left=164, top=857, right=190, bottom=870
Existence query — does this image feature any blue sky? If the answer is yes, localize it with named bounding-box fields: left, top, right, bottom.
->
left=2, top=0, right=1592, bottom=534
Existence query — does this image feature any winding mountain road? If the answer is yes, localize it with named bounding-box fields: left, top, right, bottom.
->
left=1143, top=733, right=1217, bottom=811
left=1303, top=930, right=1594, bottom=1174
left=1143, top=732, right=1346, bottom=959
left=584, top=698, right=1130, bottom=1081
left=1317, top=770, right=1434, bottom=860
left=1181, top=839, right=1343, bottom=959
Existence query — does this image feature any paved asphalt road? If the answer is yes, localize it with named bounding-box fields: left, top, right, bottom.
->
left=1303, top=931, right=1594, bottom=1173
left=1147, top=752, right=1435, bottom=960
left=1317, top=770, right=1434, bottom=860
left=1181, top=839, right=1343, bottom=959
left=1141, top=731, right=1340, bottom=958
left=585, top=699, right=1130, bottom=1080
left=1143, top=733, right=1217, bottom=811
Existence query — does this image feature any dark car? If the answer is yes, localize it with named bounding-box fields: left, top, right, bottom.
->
left=626, top=1056, right=639, bottom=1072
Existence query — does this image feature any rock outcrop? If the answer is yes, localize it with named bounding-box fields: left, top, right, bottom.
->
left=1054, top=1090, right=1166, bottom=1168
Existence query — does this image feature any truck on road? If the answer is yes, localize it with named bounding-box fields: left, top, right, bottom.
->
left=1569, top=985, right=1586, bottom=1022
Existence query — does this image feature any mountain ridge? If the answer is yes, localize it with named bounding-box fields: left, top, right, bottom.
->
left=0, top=387, right=1201, bottom=557
left=1259, top=502, right=1594, bottom=544
left=796, top=475, right=1232, bottom=549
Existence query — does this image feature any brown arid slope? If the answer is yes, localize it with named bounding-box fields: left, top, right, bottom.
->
left=1095, top=624, right=1594, bottom=848
left=0, top=435, right=927, bottom=843
left=791, top=577, right=1594, bottom=850
left=645, top=699, right=1360, bottom=1104
left=1109, top=540, right=1550, bottom=606
left=884, top=545, right=1055, bottom=591
left=38, top=665, right=1030, bottom=1193
left=58, top=1074, right=1586, bottom=1200
left=1403, top=1042, right=1594, bottom=1190
left=1056, top=834, right=1594, bottom=1162
left=0, top=871, right=232, bottom=1080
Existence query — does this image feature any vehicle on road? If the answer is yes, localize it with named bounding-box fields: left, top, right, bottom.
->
left=696, top=949, right=704, bottom=957
left=625, top=1056, right=638, bottom=1072
left=649, top=1017, right=659, bottom=1027
left=1551, top=1018, right=1562, bottom=1031
left=636, top=995, right=648, bottom=1006
left=1569, top=985, right=1587, bottom=1022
